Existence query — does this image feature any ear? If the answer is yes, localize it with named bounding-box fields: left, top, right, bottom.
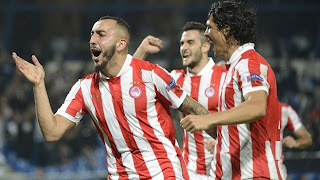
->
left=116, top=39, right=128, bottom=51
left=202, top=42, right=210, bottom=53
left=223, top=25, right=231, bottom=38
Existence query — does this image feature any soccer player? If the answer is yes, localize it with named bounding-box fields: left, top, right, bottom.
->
left=180, top=1, right=283, bottom=179
left=12, top=16, right=211, bottom=180
left=278, top=101, right=312, bottom=179
left=134, top=22, right=226, bottom=179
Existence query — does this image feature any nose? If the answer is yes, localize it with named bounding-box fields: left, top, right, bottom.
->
left=180, top=43, right=188, bottom=51
left=89, top=33, right=97, bottom=45
left=204, top=28, right=209, bottom=37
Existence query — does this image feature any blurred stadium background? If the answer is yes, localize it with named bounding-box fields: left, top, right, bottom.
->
left=0, top=0, right=320, bottom=179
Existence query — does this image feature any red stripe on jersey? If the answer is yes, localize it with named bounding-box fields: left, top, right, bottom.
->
left=90, top=73, right=128, bottom=178
left=131, top=58, right=154, bottom=71
left=153, top=87, right=190, bottom=180
left=190, top=76, right=206, bottom=175
left=287, top=117, right=294, bottom=131
left=246, top=59, right=271, bottom=179
left=228, top=125, right=241, bottom=179
left=176, top=73, right=191, bottom=168
left=132, top=67, right=179, bottom=179
left=214, top=126, right=223, bottom=179
left=91, top=119, right=109, bottom=172
left=154, top=65, right=184, bottom=98
left=270, top=141, right=282, bottom=180
left=107, top=76, right=151, bottom=179
left=208, top=66, right=225, bottom=113
left=182, top=130, right=190, bottom=165
left=175, top=70, right=186, bottom=88
left=250, top=122, right=270, bottom=178
left=66, top=88, right=86, bottom=116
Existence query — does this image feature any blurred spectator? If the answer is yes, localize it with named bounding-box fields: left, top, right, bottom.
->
left=0, top=0, right=319, bottom=178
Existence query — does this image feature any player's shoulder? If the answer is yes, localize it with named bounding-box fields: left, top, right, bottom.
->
left=242, top=49, right=268, bottom=64
left=213, top=64, right=227, bottom=72
left=80, top=72, right=96, bottom=81
left=171, top=69, right=186, bottom=75
left=131, top=57, right=157, bottom=71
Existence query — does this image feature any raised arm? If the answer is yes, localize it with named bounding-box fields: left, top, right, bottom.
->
left=133, top=35, right=163, bottom=59
left=12, top=52, right=75, bottom=142
left=283, top=125, right=312, bottom=149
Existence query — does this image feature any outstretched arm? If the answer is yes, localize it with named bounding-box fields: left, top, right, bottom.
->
left=12, top=52, right=75, bottom=142
left=181, top=90, right=267, bottom=133
left=133, top=35, right=162, bottom=59
left=283, top=126, right=312, bottom=149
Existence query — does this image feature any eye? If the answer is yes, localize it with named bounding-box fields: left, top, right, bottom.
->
left=205, top=26, right=211, bottom=32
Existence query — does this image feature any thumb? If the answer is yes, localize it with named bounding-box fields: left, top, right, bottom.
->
left=32, top=55, right=42, bottom=67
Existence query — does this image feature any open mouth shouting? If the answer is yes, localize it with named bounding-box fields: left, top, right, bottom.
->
left=90, top=47, right=102, bottom=61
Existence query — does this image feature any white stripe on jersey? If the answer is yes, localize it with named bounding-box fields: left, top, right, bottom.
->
left=238, top=123, right=253, bottom=179
left=100, top=80, right=139, bottom=179
left=80, top=78, right=127, bottom=178
left=220, top=125, right=231, bottom=179
left=266, top=141, right=279, bottom=180
left=212, top=44, right=280, bottom=179
left=120, top=69, right=164, bottom=179
left=56, top=55, right=188, bottom=180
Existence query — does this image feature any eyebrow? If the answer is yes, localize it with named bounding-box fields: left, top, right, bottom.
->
left=91, top=30, right=106, bottom=34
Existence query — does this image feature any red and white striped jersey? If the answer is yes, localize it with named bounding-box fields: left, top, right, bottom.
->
left=56, top=55, right=189, bottom=180
left=171, top=58, right=226, bottom=177
left=278, top=102, right=302, bottom=179
left=209, top=43, right=281, bottom=179
left=279, top=102, right=302, bottom=143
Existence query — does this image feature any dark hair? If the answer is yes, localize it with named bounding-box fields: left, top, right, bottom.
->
left=183, top=21, right=206, bottom=32
left=182, top=21, right=208, bottom=43
left=208, top=0, right=257, bottom=44
left=99, top=15, right=131, bottom=40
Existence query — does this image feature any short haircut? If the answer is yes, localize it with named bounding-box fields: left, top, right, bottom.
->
left=182, top=21, right=208, bottom=43
left=99, top=15, right=131, bottom=42
left=208, top=0, right=257, bottom=44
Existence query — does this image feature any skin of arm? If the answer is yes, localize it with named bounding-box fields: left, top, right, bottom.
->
left=12, top=52, right=76, bottom=142
left=178, top=95, right=217, bottom=137
left=181, top=90, right=267, bottom=133
left=283, top=126, right=312, bottom=149
left=133, top=35, right=162, bottom=59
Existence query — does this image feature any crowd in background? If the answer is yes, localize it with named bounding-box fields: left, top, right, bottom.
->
left=0, top=0, right=320, bottom=179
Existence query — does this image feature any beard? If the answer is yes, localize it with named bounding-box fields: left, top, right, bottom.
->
left=94, top=44, right=116, bottom=72
left=183, top=49, right=202, bottom=69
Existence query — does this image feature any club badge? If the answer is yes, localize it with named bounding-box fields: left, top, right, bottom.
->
left=205, top=87, right=215, bottom=97
left=129, top=85, right=142, bottom=98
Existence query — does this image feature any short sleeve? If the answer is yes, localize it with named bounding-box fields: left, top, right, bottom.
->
left=236, top=59, right=270, bottom=96
left=55, top=80, right=87, bottom=124
left=152, top=65, right=187, bottom=109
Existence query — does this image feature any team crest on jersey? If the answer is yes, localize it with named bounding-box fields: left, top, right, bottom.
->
left=129, top=85, right=142, bottom=98
left=205, top=87, right=215, bottom=97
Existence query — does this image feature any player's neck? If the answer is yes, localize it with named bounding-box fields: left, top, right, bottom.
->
left=188, top=58, right=209, bottom=75
left=101, top=54, right=127, bottom=78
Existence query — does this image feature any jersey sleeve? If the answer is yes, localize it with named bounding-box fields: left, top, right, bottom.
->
left=55, top=80, right=87, bottom=124
left=286, top=105, right=303, bottom=132
left=236, top=59, right=270, bottom=96
left=152, top=65, right=187, bottom=109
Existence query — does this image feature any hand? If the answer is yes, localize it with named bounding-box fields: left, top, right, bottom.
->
left=133, top=35, right=162, bottom=59
left=180, top=114, right=213, bottom=133
left=12, top=52, right=45, bottom=86
left=140, top=35, right=162, bottom=54
left=283, top=136, right=298, bottom=149
left=205, top=139, right=217, bottom=154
